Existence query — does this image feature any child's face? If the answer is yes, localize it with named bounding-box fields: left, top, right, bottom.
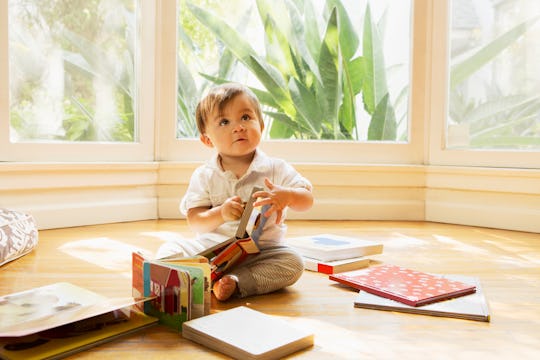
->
left=200, top=93, right=263, bottom=159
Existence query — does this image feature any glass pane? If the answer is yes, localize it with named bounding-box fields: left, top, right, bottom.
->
left=176, top=0, right=411, bottom=142
left=448, top=0, right=540, bottom=150
left=8, top=0, right=138, bottom=143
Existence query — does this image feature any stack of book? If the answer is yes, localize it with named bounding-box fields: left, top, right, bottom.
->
left=287, top=234, right=384, bottom=274
left=329, top=264, right=491, bottom=322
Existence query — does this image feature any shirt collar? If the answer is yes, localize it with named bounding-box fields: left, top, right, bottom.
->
left=208, top=149, right=272, bottom=176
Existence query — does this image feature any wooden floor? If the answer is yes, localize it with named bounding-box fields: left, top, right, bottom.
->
left=2, top=220, right=540, bottom=359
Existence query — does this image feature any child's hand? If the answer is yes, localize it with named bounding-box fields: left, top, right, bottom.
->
left=220, top=196, right=244, bottom=222
left=252, top=178, right=291, bottom=224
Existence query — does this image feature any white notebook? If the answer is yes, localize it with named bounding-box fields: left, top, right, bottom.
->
left=182, top=306, right=314, bottom=360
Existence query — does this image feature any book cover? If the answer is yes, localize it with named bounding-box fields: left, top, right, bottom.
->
left=353, top=275, right=490, bottom=322
left=182, top=306, right=314, bottom=360
left=287, top=234, right=383, bottom=262
left=329, top=264, right=477, bottom=307
left=303, top=256, right=370, bottom=274
left=132, top=252, right=211, bottom=331
left=0, top=308, right=157, bottom=360
left=0, top=282, right=149, bottom=337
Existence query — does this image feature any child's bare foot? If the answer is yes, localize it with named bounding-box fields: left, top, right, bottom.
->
left=212, top=275, right=238, bottom=301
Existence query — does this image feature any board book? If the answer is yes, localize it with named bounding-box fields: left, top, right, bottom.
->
left=329, top=264, right=477, bottom=307
left=182, top=306, right=314, bottom=360
left=353, top=275, right=490, bottom=322
left=287, top=234, right=383, bottom=262
left=0, top=282, right=157, bottom=360
left=132, top=252, right=211, bottom=331
left=303, top=256, right=370, bottom=274
left=160, top=186, right=267, bottom=282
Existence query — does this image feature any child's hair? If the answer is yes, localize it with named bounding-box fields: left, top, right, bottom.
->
left=195, top=83, right=264, bottom=134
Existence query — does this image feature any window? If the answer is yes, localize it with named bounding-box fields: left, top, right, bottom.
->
left=159, top=0, right=422, bottom=163
left=2, top=0, right=538, bottom=168
left=429, top=0, right=540, bottom=168
left=0, top=0, right=154, bottom=161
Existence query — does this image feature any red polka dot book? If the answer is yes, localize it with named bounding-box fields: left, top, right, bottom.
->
left=329, top=264, right=477, bottom=307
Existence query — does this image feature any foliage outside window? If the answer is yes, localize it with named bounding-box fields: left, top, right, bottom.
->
left=176, top=0, right=412, bottom=142
left=448, top=0, right=540, bottom=150
left=8, top=0, right=137, bottom=143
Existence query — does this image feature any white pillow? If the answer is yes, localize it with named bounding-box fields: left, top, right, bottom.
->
left=0, top=209, right=38, bottom=267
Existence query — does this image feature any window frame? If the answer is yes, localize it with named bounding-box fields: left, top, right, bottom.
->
left=0, top=0, right=156, bottom=162
left=157, top=0, right=426, bottom=165
left=428, top=0, right=540, bottom=169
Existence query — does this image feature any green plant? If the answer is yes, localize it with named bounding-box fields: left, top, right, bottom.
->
left=9, top=0, right=135, bottom=142
left=185, top=0, right=400, bottom=141
left=448, top=15, right=540, bottom=148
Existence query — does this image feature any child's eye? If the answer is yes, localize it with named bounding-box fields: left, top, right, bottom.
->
left=219, top=119, right=229, bottom=126
left=241, top=114, right=251, bottom=121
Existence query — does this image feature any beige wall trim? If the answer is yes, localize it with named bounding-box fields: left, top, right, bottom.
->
left=1, top=163, right=538, bottom=232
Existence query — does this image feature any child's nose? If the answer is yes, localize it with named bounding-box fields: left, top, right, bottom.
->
left=233, top=121, right=246, bottom=132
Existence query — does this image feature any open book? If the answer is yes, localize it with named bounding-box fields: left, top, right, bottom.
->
left=162, top=186, right=266, bottom=282
left=0, top=283, right=157, bottom=360
left=132, top=252, right=211, bottom=331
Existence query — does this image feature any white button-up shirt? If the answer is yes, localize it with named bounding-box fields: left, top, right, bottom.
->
left=180, top=149, right=312, bottom=249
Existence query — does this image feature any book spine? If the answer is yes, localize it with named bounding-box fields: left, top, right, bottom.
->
left=317, top=264, right=334, bottom=274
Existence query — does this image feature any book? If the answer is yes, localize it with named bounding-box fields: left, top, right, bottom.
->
left=287, top=234, right=383, bottom=262
left=161, top=186, right=266, bottom=282
left=0, top=308, right=157, bottom=360
left=0, top=282, right=157, bottom=360
left=182, top=306, right=314, bottom=360
left=303, top=256, right=370, bottom=274
left=329, top=264, right=477, bottom=307
left=132, top=252, right=211, bottom=331
left=353, top=275, right=490, bottom=322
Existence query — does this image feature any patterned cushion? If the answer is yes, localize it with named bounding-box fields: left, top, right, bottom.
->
left=0, top=209, right=38, bottom=266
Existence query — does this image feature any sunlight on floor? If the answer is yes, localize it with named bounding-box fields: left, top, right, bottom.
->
left=433, top=234, right=488, bottom=255
left=139, top=231, right=190, bottom=243
left=59, top=237, right=151, bottom=273
left=385, top=232, right=428, bottom=248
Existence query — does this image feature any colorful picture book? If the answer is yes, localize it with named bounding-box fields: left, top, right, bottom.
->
left=287, top=234, right=383, bottom=262
left=132, top=252, right=211, bottom=331
left=329, top=264, right=477, bottom=307
left=303, top=256, right=370, bottom=274
left=0, top=283, right=157, bottom=360
left=353, top=275, right=490, bottom=322
left=182, top=306, right=314, bottom=360
left=161, top=186, right=266, bottom=282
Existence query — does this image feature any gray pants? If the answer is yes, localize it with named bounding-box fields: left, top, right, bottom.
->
left=228, top=246, right=304, bottom=298
left=156, top=238, right=304, bottom=298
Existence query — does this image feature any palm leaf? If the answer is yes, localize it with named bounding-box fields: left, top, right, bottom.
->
left=368, top=93, right=397, bottom=140
left=361, top=4, right=388, bottom=115
left=450, top=16, right=540, bottom=89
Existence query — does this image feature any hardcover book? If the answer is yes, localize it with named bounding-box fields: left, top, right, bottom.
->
left=303, top=256, right=370, bottom=274
left=287, top=234, right=383, bottom=262
left=353, top=275, right=490, bottom=322
left=182, top=306, right=314, bottom=360
left=132, top=252, right=211, bottom=331
left=329, top=264, right=477, bottom=307
left=0, top=283, right=157, bottom=360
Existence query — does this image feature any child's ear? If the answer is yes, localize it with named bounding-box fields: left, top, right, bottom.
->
left=200, top=133, right=214, bottom=148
